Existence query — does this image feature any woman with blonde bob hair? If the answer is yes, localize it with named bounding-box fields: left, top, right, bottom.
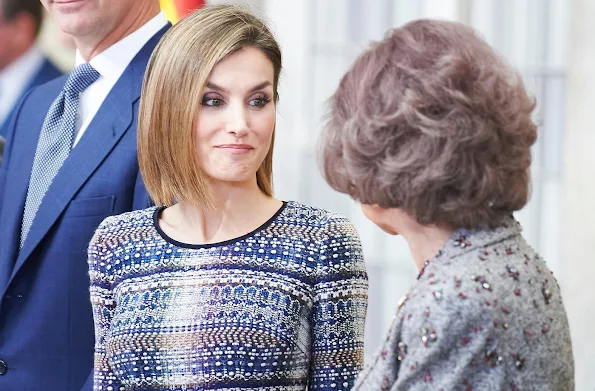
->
left=320, top=19, right=573, bottom=390
left=87, top=4, right=367, bottom=391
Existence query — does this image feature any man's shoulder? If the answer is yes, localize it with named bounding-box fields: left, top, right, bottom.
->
left=35, top=58, right=63, bottom=83
left=21, top=75, right=67, bottom=108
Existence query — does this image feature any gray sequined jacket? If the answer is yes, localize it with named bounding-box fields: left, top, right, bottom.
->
left=353, top=217, right=574, bottom=391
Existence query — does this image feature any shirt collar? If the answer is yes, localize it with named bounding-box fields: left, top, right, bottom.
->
left=75, top=11, right=168, bottom=80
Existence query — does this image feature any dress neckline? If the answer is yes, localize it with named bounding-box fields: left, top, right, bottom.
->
left=152, top=201, right=288, bottom=249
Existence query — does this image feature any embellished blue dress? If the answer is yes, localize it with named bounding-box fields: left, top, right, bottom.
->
left=88, top=201, right=368, bottom=390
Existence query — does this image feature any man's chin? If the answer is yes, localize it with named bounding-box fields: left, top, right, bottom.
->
left=56, top=19, right=96, bottom=39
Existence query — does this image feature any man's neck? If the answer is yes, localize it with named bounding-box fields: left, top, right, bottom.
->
left=75, top=3, right=161, bottom=62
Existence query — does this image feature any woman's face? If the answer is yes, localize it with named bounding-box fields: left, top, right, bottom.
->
left=194, top=46, right=276, bottom=186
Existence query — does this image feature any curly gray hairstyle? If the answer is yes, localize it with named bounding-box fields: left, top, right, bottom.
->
left=319, top=19, right=537, bottom=229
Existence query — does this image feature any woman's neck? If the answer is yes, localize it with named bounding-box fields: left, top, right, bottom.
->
left=401, top=223, right=454, bottom=271
left=383, top=209, right=454, bottom=271
left=161, top=180, right=282, bottom=245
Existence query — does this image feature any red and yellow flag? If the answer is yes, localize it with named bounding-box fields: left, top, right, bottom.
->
left=160, top=0, right=205, bottom=23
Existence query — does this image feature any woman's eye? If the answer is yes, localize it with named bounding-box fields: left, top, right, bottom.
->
left=249, top=96, right=270, bottom=107
left=202, top=98, right=223, bottom=107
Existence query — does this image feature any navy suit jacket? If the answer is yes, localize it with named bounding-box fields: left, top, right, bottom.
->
left=0, top=57, right=62, bottom=138
left=0, top=25, right=169, bottom=391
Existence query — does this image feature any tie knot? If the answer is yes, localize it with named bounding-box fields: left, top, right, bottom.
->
left=63, top=63, right=100, bottom=96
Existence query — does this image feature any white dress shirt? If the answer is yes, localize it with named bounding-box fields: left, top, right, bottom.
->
left=73, top=12, right=168, bottom=147
left=0, top=47, right=45, bottom=126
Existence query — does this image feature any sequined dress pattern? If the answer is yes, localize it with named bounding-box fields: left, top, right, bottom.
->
left=88, top=201, right=368, bottom=391
left=353, top=217, right=574, bottom=391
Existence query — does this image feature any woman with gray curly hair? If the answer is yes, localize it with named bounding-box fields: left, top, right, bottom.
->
left=319, top=19, right=574, bottom=390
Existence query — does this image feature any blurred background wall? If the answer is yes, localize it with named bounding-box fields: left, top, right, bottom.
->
left=36, top=0, right=592, bottom=388
left=37, top=11, right=74, bottom=71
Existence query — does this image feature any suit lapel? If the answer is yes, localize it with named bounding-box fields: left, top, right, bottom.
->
left=0, top=87, right=58, bottom=292
left=14, top=74, right=135, bottom=270
left=8, top=25, right=170, bottom=287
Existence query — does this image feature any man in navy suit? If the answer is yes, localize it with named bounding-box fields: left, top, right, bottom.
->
left=0, top=0, right=168, bottom=389
left=0, top=0, right=62, bottom=138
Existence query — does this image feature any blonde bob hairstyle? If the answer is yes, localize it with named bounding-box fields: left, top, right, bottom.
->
left=138, top=4, right=282, bottom=208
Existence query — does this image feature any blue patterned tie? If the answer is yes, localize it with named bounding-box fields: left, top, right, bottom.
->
left=20, top=63, right=100, bottom=248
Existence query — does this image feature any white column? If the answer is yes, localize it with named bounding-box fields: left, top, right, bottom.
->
left=561, top=0, right=595, bottom=389
left=260, top=0, right=312, bottom=203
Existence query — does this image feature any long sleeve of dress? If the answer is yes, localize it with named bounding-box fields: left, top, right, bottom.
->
left=88, top=217, right=124, bottom=391
left=308, top=214, right=368, bottom=390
